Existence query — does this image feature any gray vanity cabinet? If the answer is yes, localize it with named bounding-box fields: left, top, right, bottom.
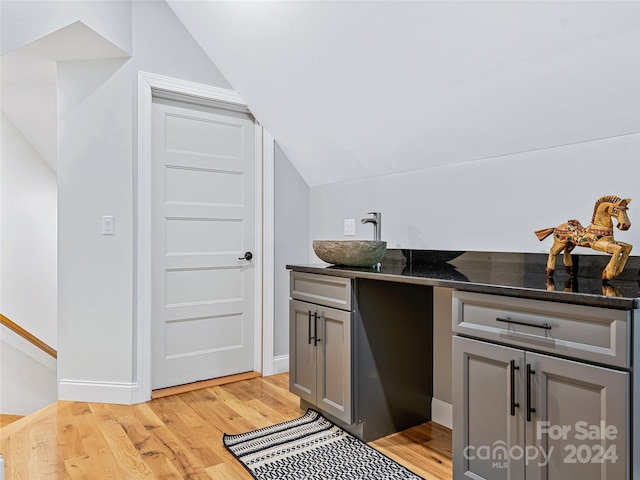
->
left=453, top=336, right=525, bottom=480
left=526, top=350, right=627, bottom=480
left=289, top=272, right=353, bottom=424
left=452, top=291, right=629, bottom=480
left=454, top=336, right=627, bottom=480
left=288, top=270, right=433, bottom=441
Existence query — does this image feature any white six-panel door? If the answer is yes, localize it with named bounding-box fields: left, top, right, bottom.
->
left=151, top=98, right=256, bottom=390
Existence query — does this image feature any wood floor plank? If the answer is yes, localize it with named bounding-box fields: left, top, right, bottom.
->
left=371, top=423, right=452, bottom=480
left=0, top=373, right=452, bottom=479
left=182, top=387, right=258, bottom=435
left=204, top=460, right=252, bottom=480
left=0, top=401, right=75, bottom=440
left=71, top=402, right=128, bottom=479
left=150, top=397, right=224, bottom=467
left=244, top=398, right=301, bottom=425
left=132, top=401, right=212, bottom=479
left=107, top=404, right=185, bottom=480
left=2, top=428, right=41, bottom=479
left=202, top=384, right=296, bottom=431
left=200, top=382, right=300, bottom=433
left=33, top=416, right=71, bottom=479
left=0, top=414, right=24, bottom=428
left=90, top=403, right=156, bottom=479
left=64, top=455, right=102, bottom=480
left=54, top=402, right=87, bottom=461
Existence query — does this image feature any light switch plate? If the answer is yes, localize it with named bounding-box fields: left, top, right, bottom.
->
left=344, top=218, right=355, bottom=236
left=102, top=215, right=114, bottom=235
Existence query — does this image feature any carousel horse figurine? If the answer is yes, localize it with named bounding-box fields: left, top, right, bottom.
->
left=534, top=195, right=632, bottom=281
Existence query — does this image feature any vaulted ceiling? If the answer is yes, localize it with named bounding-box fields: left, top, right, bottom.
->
left=167, top=1, right=640, bottom=187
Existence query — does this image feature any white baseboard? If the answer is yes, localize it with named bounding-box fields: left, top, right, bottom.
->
left=59, top=355, right=289, bottom=404
left=59, top=379, right=139, bottom=404
left=431, top=398, right=452, bottom=429
left=269, top=354, right=289, bottom=375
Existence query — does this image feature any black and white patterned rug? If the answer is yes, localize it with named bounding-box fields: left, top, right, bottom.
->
left=223, top=408, right=424, bottom=480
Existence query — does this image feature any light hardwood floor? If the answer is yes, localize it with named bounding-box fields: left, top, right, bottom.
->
left=0, top=415, right=24, bottom=429
left=0, top=373, right=452, bottom=479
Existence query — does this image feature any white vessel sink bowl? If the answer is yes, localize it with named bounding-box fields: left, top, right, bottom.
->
left=313, top=240, right=387, bottom=267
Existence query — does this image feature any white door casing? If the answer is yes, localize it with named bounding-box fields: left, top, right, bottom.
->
left=136, top=72, right=274, bottom=402
left=151, top=99, right=256, bottom=389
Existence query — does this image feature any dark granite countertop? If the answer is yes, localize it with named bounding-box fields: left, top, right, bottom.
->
left=287, top=250, right=640, bottom=310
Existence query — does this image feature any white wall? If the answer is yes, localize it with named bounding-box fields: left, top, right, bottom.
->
left=310, top=134, right=640, bottom=255
left=0, top=327, right=57, bottom=415
left=1, top=0, right=245, bottom=404
left=55, top=1, right=236, bottom=403
left=56, top=56, right=136, bottom=399
left=0, top=113, right=57, bottom=347
left=0, top=113, right=58, bottom=416
left=131, top=0, right=231, bottom=89
left=309, top=133, right=639, bottom=427
left=274, top=143, right=310, bottom=359
left=0, top=0, right=132, bottom=56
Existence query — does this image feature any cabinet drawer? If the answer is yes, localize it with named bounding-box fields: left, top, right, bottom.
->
left=290, top=271, right=352, bottom=311
left=452, top=291, right=630, bottom=368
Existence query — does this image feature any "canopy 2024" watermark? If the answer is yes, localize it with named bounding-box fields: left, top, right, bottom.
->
left=463, top=421, right=619, bottom=469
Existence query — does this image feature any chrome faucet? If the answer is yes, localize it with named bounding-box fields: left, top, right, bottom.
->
left=361, top=212, right=382, bottom=241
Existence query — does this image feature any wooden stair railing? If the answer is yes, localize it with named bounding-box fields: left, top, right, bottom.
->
left=0, top=314, right=57, bottom=359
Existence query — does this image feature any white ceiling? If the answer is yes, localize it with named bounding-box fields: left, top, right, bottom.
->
left=167, top=1, right=640, bottom=187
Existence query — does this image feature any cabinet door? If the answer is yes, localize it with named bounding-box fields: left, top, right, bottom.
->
left=316, top=304, right=352, bottom=424
left=453, top=336, right=525, bottom=480
left=526, top=352, right=628, bottom=480
left=289, top=299, right=317, bottom=404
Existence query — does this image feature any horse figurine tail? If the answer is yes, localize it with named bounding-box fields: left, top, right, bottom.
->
left=535, top=227, right=555, bottom=241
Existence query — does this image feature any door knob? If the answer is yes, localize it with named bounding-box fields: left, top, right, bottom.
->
left=239, top=251, right=253, bottom=261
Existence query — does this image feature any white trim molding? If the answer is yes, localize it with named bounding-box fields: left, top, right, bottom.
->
left=272, top=354, right=289, bottom=375
left=139, top=72, right=246, bottom=107
left=59, top=379, right=139, bottom=404
left=252, top=119, right=264, bottom=374
left=261, top=130, right=276, bottom=375
left=136, top=71, right=275, bottom=402
left=431, top=398, right=453, bottom=429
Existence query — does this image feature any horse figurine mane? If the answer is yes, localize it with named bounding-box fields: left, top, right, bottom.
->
left=535, top=195, right=632, bottom=281
left=590, top=195, right=625, bottom=223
